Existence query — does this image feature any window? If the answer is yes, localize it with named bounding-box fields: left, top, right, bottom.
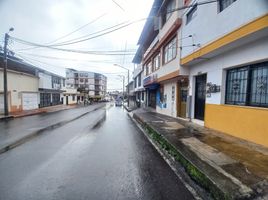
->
left=164, top=37, right=177, bottom=64
left=162, top=0, right=175, bottom=27
left=226, top=61, right=268, bottom=107
left=186, top=4, right=197, bottom=24
left=219, top=0, right=236, bottom=12
left=153, top=53, right=161, bottom=70
left=138, top=74, right=141, bottom=87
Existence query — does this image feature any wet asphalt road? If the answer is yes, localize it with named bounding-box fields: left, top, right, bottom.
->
left=0, top=105, right=194, bottom=200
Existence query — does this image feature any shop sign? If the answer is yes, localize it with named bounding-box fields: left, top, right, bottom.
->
left=143, top=74, right=158, bottom=86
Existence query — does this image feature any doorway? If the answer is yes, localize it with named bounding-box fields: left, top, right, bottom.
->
left=66, top=96, right=69, bottom=105
left=194, top=74, right=207, bottom=120
left=177, top=81, right=188, bottom=118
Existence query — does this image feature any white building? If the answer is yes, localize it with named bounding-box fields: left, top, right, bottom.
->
left=38, top=70, right=65, bottom=108
left=66, top=68, right=107, bottom=101
left=180, top=0, right=268, bottom=147
left=134, top=0, right=188, bottom=118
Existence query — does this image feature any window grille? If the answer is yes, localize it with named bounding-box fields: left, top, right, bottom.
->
left=226, top=62, right=268, bottom=107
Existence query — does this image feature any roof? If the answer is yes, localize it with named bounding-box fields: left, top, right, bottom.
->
left=132, top=0, right=163, bottom=64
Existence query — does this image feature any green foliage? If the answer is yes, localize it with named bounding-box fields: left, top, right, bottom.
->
left=143, top=123, right=231, bottom=200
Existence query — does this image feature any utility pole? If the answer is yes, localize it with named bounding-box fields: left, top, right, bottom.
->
left=114, top=64, right=130, bottom=107
left=127, top=69, right=129, bottom=107
left=3, top=28, right=13, bottom=116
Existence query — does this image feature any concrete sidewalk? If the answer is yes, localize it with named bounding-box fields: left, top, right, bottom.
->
left=0, top=104, right=78, bottom=120
left=0, top=103, right=107, bottom=154
left=131, top=108, right=268, bottom=200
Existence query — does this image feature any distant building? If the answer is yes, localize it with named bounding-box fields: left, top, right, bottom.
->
left=65, top=68, right=107, bottom=101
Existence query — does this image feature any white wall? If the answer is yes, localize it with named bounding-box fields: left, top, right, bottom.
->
left=38, top=72, right=52, bottom=89
left=157, top=80, right=177, bottom=117
left=188, top=37, right=268, bottom=117
left=181, top=0, right=268, bottom=57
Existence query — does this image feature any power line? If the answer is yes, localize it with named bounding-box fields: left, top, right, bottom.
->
left=16, top=52, right=133, bottom=64
left=111, top=0, right=125, bottom=11
left=12, top=18, right=146, bottom=48
left=16, top=13, right=107, bottom=52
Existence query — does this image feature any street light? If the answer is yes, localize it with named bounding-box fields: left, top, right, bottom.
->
left=3, top=27, right=14, bottom=116
left=114, top=64, right=130, bottom=107
left=117, top=75, right=125, bottom=98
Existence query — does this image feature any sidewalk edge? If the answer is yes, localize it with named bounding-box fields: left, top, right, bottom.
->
left=130, top=112, right=239, bottom=200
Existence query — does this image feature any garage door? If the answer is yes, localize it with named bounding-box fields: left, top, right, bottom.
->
left=0, top=94, right=4, bottom=114
left=22, top=93, right=38, bottom=110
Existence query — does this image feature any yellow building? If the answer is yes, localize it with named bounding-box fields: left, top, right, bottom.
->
left=180, top=0, right=268, bottom=147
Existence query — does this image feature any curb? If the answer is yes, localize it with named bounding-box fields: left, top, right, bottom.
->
left=0, top=104, right=106, bottom=155
left=0, top=115, right=14, bottom=121
left=131, top=112, right=246, bottom=200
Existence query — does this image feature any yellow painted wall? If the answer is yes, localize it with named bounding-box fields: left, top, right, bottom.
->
left=205, top=104, right=268, bottom=147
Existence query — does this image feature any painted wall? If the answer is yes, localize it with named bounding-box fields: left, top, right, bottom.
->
left=38, top=72, right=52, bottom=89
left=181, top=0, right=268, bottom=57
left=156, top=80, right=177, bottom=117
left=205, top=104, right=268, bottom=147
left=188, top=37, right=268, bottom=118
left=0, top=70, right=39, bottom=112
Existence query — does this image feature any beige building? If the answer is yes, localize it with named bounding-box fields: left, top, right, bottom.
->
left=63, top=88, right=80, bottom=105
left=0, top=56, right=39, bottom=114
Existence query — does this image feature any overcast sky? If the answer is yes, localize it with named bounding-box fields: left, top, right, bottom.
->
left=0, top=0, right=153, bottom=91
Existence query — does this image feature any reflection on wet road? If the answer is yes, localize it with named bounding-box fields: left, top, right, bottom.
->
left=0, top=106, right=194, bottom=200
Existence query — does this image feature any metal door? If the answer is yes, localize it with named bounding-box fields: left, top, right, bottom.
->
left=194, top=74, right=207, bottom=120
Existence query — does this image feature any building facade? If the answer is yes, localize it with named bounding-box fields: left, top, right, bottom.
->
left=38, top=70, right=65, bottom=108
left=133, top=64, right=146, bottom=108
left=133, top=0, right=188, bottom=118
left=0, top=55, right=39, bottom=113
left=180, top=0, right=268, bottom=147
left=65, top=68, right=107, bottom=101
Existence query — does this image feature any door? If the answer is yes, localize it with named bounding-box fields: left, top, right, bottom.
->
left=66, top=96, right=69, bottom=105
left=195, top=74, right=207, bottom=120
left=22, top=93, right=38, bottom=110
left=177, top=83, right=188, bottom=118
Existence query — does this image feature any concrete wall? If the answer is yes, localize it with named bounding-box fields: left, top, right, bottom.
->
left=157, top=80, right=177, bottom=117
left=181, top=0, right=268, bottom=57
left=188, top=36, right=268, bottom=147
left=38, top=72, right=52, bottom=89
left=0, top=70, right=39, bottom=112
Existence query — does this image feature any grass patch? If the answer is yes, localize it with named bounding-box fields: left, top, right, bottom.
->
left=143, top=123, right=231, bottom=200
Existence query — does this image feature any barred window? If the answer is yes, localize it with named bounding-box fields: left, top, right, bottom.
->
left=226, top=62, right=268, bottom=107
left=219, top=0, right=236, bottom=12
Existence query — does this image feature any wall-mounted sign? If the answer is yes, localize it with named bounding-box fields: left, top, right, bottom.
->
left=206, top=82, right=221, bottom=97
left=143, top=74, right=158, bottom=86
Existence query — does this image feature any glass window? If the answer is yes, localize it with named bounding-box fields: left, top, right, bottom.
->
left=153, top=53, right=161, bottom=70
left=219, top=0, right=236, bottom=12
left=186, top=4, right=197, bottom=24
left=226, top=67, right=248, bottom=105
left=162, top=0, right=175, bottom=27
left=226, top=62, right=268, bottom=107
left=250, top=64, right=268, bottom=107
left=164, top=37, right=177, bottom=64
